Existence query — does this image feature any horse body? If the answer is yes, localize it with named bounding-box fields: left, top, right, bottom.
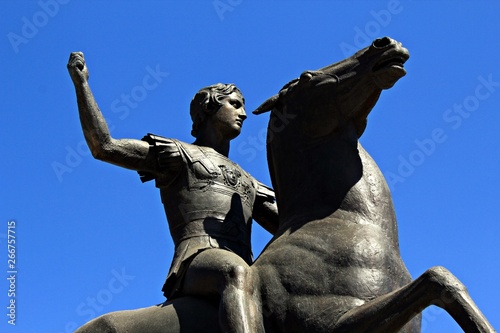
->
left=251, top=37, right=494, bottom=333
left=252, top=41, right=419, bottom=327
left=254, top=138, right=419, bottom=331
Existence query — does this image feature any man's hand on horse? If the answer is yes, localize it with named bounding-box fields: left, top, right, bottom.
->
left=67, top=52, right=89, bottom=84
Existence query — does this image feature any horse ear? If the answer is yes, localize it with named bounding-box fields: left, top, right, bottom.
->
left=253, top=94, right=279, bottom=115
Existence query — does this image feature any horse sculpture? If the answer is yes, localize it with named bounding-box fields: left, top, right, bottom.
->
left=76, top=37, right=495, bottom=333
left=251, top=36, right=494, bottom=333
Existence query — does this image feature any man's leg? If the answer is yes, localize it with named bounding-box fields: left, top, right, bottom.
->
left=181, top=248, right=263, bottom=333
left=74, top=296, right=220, bottom=333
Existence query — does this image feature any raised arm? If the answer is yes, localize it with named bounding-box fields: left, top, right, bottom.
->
left=67, top=52, right=155, bottom=172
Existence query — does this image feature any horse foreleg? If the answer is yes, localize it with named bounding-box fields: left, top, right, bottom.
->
left=334, top=266, right=495, bottom=333
left=74, top=296, right=221, bottom=333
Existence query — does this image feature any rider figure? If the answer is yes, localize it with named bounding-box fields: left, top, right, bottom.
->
left=67, top=52, right=279, bottom=333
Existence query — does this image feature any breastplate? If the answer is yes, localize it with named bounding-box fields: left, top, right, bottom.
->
left=159, top=140, right=257, bottom=247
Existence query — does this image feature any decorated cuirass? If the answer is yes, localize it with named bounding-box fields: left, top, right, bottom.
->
left=141, top=135, right=257, bottom=248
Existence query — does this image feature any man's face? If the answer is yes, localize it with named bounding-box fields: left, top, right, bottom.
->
left=211, top=92, right=247, bottom=140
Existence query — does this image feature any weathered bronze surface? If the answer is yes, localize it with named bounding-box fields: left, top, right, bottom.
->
left=68, top=37, right=496, bottom=333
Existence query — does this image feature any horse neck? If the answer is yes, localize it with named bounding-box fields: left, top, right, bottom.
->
left=269, top=122, right=363, bottom=228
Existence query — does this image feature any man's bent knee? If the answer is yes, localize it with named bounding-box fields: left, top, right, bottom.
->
left=226, top=264, right=253, bottom=291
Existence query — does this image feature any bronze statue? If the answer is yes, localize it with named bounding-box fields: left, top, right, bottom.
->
left=68, top=37, right=496, bottom=333
left=68, top=52, right=278, bottom=333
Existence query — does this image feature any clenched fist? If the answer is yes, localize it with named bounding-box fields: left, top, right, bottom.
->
left=67, top=51, right=89, bottom=84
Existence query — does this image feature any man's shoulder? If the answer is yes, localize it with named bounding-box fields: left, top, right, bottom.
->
left=142, top=133, right=176, bottom=145
left=142, top=134, right=198, bottom=152
left=138, top=134, right=185, bottom=184
left=142, top=134, right=190, bottom=154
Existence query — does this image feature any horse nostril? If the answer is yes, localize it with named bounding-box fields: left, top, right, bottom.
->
left=372, top=37, right=392, bottom=49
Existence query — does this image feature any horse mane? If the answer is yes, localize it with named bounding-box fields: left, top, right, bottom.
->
left=253, top=73, right=368, bottom=137
left=253, top=77, right=300, bottom=115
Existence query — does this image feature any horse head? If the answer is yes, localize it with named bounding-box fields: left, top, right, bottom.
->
left=254, top=37, right=409, bottom=227
left=254, top=37, right=409, bottom=137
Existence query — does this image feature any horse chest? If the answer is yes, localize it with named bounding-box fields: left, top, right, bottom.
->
left=258, top=219, right=401, bottom=297
left=338, top=144, right=399, bottom=235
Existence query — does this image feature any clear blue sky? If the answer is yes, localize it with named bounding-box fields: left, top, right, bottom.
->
left=2, top=1, right=499, bottom=332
